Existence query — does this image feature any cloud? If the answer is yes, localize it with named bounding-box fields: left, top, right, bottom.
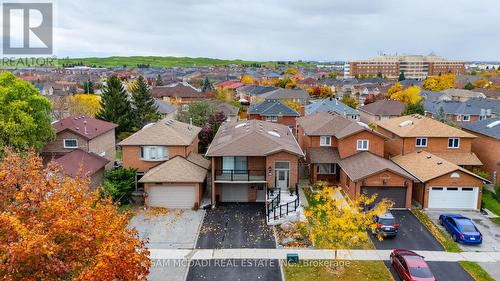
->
left=49, top=0, right=499, bottom=61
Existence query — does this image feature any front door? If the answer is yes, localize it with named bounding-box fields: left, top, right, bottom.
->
left=276, top=170, right=288, bottom=189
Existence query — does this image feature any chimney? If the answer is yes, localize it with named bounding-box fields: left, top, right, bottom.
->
left=298, top=106, right=305, bottom=117
left=83, top=120, right=88, bottom=135
left=189, top=117, right=192, bottom=129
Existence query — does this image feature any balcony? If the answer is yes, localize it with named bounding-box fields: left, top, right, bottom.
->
left=215, top=169, right=266, bottom=182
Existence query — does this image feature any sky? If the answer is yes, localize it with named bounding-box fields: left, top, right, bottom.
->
left=37, top=0, right=500, bottom=61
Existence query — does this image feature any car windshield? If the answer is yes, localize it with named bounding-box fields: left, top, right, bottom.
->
left=378, top=218, right=395, bottom=225
left=460, top=224, right=477, bottom=233
left=409, top=267, right=434, bottom=278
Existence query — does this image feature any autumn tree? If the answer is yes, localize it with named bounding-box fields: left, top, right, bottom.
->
left=474, top=79, right=489, bottom=88
left=284, top=66, right=298, bottom=76
left=402, top=100, right=425, bottom=115
left=305, top=187, right=392, bottom=258
left=0, top=71, right=55, bottom=151
left=199, top=111, right=226, bottom=152
left=283, top=100, right=301, bottom=112
left=389, top=85, right=422, bottom=105
left=240, top=74, right=256, bottom=84
left=386, top=82, right=403, bottom=98
left=68, top=94, right=102, bottom=117
left=131, top=76, right=159, bottom=129
left=274, top=77, right=297, bottom=89
left=422, top=73, right=455, bottom=91
left=0, top=150, right=150, bottom=280
left=97, top=75, right=134, bottom=135
left=342, top=96, right=358, bottom=109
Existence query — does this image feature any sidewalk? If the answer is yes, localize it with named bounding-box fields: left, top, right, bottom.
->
left=149, top=248, right=500, bottom=263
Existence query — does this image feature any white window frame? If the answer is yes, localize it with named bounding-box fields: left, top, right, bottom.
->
left=265, top=115, right=278, bottom=122
left=63, top=139, right=78, bottom=149
left=479, top=115, right=487, bottom=121
left=462, top=115, right=470, bottom=122
left=448, top=138, right=460, bottom=149
left=320, top=136, right=331, bottom=146
left=356, top=139, right=369, bottom=151
left=415, top=137, right=428, bottom=147
left=140, top=146, right=168, bottom=161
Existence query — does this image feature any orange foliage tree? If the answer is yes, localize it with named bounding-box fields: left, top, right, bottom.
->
left=0, top=150, right=151, bottom=280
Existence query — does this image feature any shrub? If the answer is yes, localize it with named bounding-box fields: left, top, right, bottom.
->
left=473, top=169, right=490, bottom=180
left=494, top=184, right=500, bottom=203
left=100, top=167, right=137, bottom=205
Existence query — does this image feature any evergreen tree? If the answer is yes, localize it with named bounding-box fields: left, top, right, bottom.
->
left=201, top=77, right=214, bottom=92
left=131, top=76, right=159, bottom=129
left=436, top=106, right=446, bottom=122
left=83, top=80, right=94, bottom=94
left=96, top=75, right=134, bottom=135
left=464, top=82, right=475, bottom=90
left=402, top=101, right=424, bottom=115
left=155, top=74, right=164, bottom=86
left=398, top=71, right=406, bottom=81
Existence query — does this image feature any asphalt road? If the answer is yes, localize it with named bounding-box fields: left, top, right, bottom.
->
left=369, top=210, right=443, bottom=251
left=385, top=260, right=474, bottom=281
left=186, top=259, right=282, bottom=281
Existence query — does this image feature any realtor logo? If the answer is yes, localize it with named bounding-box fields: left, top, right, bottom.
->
left=2, top=3, right=53, bottom=54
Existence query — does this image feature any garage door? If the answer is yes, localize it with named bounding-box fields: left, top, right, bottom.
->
left=148, top=185, right=196, bottom=209
left=220, top=184, right=248, bottom=202
left=428, top=187, right=478, bottom=209
left=361, top=186, right=407, bottom=208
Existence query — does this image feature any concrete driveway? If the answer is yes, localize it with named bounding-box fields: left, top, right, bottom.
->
left=369, top=210, right=443, bottom=251
left=129, top=209, right=205, bottom=281
left=425, top=209, right=500, bottom=252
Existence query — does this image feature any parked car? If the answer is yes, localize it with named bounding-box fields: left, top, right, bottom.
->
left=372, top=212, right=399, bottom=237
left=390, top=249, right=436, bottom=281
left=439, top=214, right=482, bottom=244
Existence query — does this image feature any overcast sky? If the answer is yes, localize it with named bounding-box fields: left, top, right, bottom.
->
left=47, top=0, right=500, bottom=61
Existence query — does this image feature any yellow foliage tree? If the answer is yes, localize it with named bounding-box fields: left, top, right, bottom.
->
left=283, top=100, right=301, bottom=112
left=305, top=186, right=392, bottom=257
left=216, top=87, right=234, bottom=103
left=342, top=96, right=358, bottom=109
left=422, top=73, right=455, bottom=91
left=126, top=79, right=139, bottom=93
left=240, top=74, right=256, bottom=84
left=68, top=94, right=102, bottom=117
left=389, top=85, right=422, bottom=105
left=284, top=66, right=298, bottom=76
left=386, top=82, right=403, bottom=98
left=474, top=79, right=489, bottom=88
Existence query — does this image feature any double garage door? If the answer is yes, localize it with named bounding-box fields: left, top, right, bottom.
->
left=147, top=185, right=196, bottom=209
left=361, top=186, right=407, bottom=208
left=428, top=187, right=478, bottom=209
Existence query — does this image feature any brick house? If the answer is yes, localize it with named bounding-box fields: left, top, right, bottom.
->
left=462, top=118, right=500, bottom=185
left=358, top=99, right=405, bottom=123
left=248, top=99, right=301, bottom=133
left=297, top=112, right=416, bottom=208
left=119, top=118, right=209, bottom=209
left=205, top=120, right=304, bottom=206
left=424, top=98, right=499, bottom=123
left=375, top=114, right=482, bottom=169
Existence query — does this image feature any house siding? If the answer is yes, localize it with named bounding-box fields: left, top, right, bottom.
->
left=88, top=129, right=116, bottom=169
left=463, top=130, right=500, bottom=185
left=337, top=131, right=384, bottom=159
left=266, top=152, right=299, bottom=188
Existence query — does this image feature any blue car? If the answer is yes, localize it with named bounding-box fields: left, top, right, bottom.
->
left=439, top=214, right=482, bottom=244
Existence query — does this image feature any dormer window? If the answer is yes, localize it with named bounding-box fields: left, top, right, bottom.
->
left=320, top=136, right=331, bottom=146
left=63, top=139, right=78, bottom=149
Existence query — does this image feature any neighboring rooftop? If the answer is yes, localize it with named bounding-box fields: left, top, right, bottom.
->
left=152, top=82, right=202, bottom=98
left=462, top=117, right=500, bottom=140
left=424, top=98, right=500, bottom=116
left=358, top=99, right=405, bottom=116
left=308, top=147, right=341, bottom=164
left=266, top=88, right=309, bottom=100
left=305, top=97, right=359, bottom=116
left=52, top=116, right=117, bottom=140
left=237, top=85, right=278, bottom=96
left=54, top=149, right=109, bottom=178
left=248, top=99, right=299, bottom=117
left=375, top=114, right=476, bottom=138
left=119, top=118, right=201, bottom=146
left=139, top=155, right=208, bottom=183
left=206, top=119, right=304, bottom=157
left=154, top=98, right=177, bottom=115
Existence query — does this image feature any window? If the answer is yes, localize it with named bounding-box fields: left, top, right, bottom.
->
left=356, top=139, right=369, bottom=151
left=317, top=164, right=335, bottom=174
left=63, top=139, right=78, bottom=148
left=448, top=138, right=460, bottom=148
left=320, top=136, right=331, bottom=146
left=275, top=161, right=290, bottom=169
left=140, top=146, right=168, bottom=161
left=480, top=115, right=487, bottom=121
left=265, top=115, right=278, bottom=122
left=462, top=115, right=470, bottom=122
left=182, top=104, right=189, bottom=112
left=415, top=137, right=427, bottom=147
left=222, top=156, right=247, bottom=171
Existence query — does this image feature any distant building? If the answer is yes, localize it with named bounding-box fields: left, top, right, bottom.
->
left=346, top=55, right=465, bottom=80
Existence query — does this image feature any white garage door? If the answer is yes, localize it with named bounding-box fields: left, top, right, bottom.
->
left=428, top=187, right=478, bottom=209
left=221, top=184, right=248, bottom=202
left=148, top=185, right=196, bottom=209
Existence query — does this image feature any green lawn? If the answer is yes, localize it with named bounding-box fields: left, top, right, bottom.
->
left=284, top=260, right=393, bottom=281
left=482, top=190, right=500, bottom=225
left=459, top=261, right=495, bottom=281
left=412, top=210, right=462, bottom=252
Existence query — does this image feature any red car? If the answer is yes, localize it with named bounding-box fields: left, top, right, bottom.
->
left=390, top=249, right=436, bottom=281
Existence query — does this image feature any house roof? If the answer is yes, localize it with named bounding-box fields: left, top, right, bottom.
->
left=53, top=116, right=117, bottom=140
left=338, top=152, right=416, bottom=182
left=424, top=98, right=500, bottom=116
left=308, top=147, right=340, bottom=164
left=54, top=149, right=109, bottom=178
left=267, top=88, right=309, bottom=100
left=375, top=114, right=476, bottom=138
left=139, top=156, right=208, bottom=183
left=237, top=85, right=278, bottom=96
left=461, top=117, right=500, bottom=140
left=212, top=102, right=240, bottom=117
left=391, top=150, right=489, bottom=183
left=305, top=97, right=359, bottom=116
left=206, top=120, right=304, bottom=157
left=248, top=99, right=299, bottom=117
left=152, top=82, right=202, bottom=98
left=297, top=112, right=383, bottom=139
left=186, top=153, right=211, bottom=169
left=441, top=89, right=486, bottom=99
left=119, top=118, right=201, bottom=146
left=154, top=98, right=177, bottom=114
left=432, top=152, right=482, bottom=166
left=359, top=99, right=405, bottom=116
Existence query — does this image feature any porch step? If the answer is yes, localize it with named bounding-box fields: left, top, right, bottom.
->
left=267, top=206, right=305, bottom=225
left=267, top=191, right=298, bottom=203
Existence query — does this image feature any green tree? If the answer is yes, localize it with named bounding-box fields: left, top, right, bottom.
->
left=464, top=82, right=475, bottom=90
left=100, top=167, right=137, bottom=205
left=0, top=72, right=55, bottom=151
left=155, top=74, right=164, bottom=86
left=398, top=71, right=406, bottom=81
left=176, top=101, right=215, bottom=127
left=131, top=76, right=159, bottom=129
left=436, top=106, right=446, bottom=122
left=201, top=77, right=214, bottom=92
left=342, top=96, right=358, bottom=109
left=96, top=75, right=134, bottom=135
left=402, top=100, right=425, bottom=115
left=83, top=80, right=95, bottom=94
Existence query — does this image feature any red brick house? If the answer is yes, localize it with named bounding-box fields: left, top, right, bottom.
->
left=248, top=99, right=301, bottom=133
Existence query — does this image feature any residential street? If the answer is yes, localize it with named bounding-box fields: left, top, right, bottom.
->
left=385, top=261, right=474, bottom=281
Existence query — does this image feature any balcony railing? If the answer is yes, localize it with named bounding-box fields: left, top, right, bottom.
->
left=215, top=169, right=266, bottom=182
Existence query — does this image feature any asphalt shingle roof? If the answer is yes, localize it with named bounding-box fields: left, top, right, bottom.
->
left=119, top=118, right=201, bottom=146
left=248, top=99, right=299, bottom=117
left=359, top=99, right=405, bottom=116
left=424, top=98, right=500, bottom=116
left=461, top=117, right=500, bottom=140
left=306, top=97, right=359, bottom=116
